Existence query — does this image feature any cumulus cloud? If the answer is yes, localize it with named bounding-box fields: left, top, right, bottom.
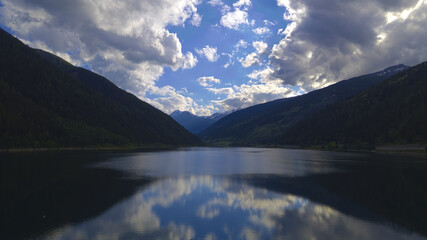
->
left=190, top=13, right=202, bottom=26
left=219, top=0, right=254, bottom=30
left=235, top=39, right=249, bottom=49
left=0, top=0, right=202, bottom=113
left=241, top=53, right=260, bottom=68
left=144, top=87, right=213, bottom=116
left=240, top=41, right=269, bottom=68
left=196, top=45, right=220, bottom=62
left=182, top=52, right=199, bottom=69
left=216, top=40, right=295, bottom=111
left=220, top=9, right=250, bottom=30
left=211, top=69, right=297, bottom=111
left=252, top=26, right=270, bottom=35
left=267, top=0, right=427, bottom=91
left=233, top=0, right=252, bottom=9
left=207, top=0, right=224, bottom=7
left=224, top=39, right=249, bottom=68
left=207, top=87, right=235, bottom=96
left=253, top=41, right=268, bottom=54
left=207, top=0, right=231, bottom=15
left=263, top=20, right=275, bottom=26
left=197, top=76, right=221, bottom=87
left=202, top=65, right=298, bottom=112
left=212, top=83, right=296, bottom=111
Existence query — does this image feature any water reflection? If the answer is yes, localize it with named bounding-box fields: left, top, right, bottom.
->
left=43, top=176, right=425, bottom=240
left=0, top=151, right=151, bottom=240
left=94, top=147, right=345, bottom=177
left=2, top=148, right=426, bottom=240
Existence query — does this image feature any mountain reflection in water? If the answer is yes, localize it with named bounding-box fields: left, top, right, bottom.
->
left=43, top=176, right=424, bottom=240
left=1, top=148, right=426, bottom=240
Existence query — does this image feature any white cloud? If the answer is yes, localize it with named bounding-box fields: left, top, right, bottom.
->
left=212, top=81, right=297, bottom=112
left=198, top=63, right=298, bottom=112
left=220, top=8, right=250, bottom=30
left=252, top=27, right=270, bottom=35
left=210, top=67, right=302, bottom=112
left=0, top=0, right=202, bottom=113
left=266, top=0, right=427, bottom=91
left=240, top=41, right=268, bottom=68
left=196, top=45, right=220, bottom=62
left=144, top=90, right=213, bottom=116
left=20, top=39, right=82, bottom=66
left=197, top=76, right=221, bottom=87
left=207, top=0, right=224, bottom=7
left=235, top=39, right=249, bottom=49
left=208, top=0, right=231, bottom=15
left=190, top=13, right=202, bottom=26
left=182, top=52, right=199, bottom=69
left=253, top=41, right=268, bottom=53
left=224, top=39, right=249, bottom=68
left=207, top=87, right=235, bottom=96
left=240, top=52, right=259, bottom=68
left=385, top=0, right=425, bottom=23
left=219, top=0, right=254, bottom=30
left=263, top=20, right=275, bottom=26
left=233, top=0, right=252, bottom=9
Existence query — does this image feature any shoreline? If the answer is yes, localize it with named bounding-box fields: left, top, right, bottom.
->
left=204, top=143, right=427, bottom=155
left=0, top=144, right=201, bottom=153
left=1, top=143, right=426, bottom=154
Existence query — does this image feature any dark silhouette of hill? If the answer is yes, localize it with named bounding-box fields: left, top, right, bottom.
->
left=199, top=64, right=408, bottom=146
left=0, top=28, right=201, bottom=148
left=279, top=61, right=427, bottom=148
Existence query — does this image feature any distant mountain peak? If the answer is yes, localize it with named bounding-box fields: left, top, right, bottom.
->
left=375, top=64, right=409, bottom=76
left=170, top=110, right=195, bottom=117
left=170, top=110, right=234, bottom=134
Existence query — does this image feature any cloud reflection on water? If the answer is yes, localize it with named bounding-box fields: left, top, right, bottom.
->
left=95, top=148, right=346, bottom=178
left=43, top=176, right=425, bottom=240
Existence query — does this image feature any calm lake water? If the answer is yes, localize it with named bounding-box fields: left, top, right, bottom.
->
left=1, top=147, right=427, bottom=240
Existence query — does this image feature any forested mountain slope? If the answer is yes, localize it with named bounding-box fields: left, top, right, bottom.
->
left=279, top=61, right=427, bottom=148
left=0, top=28, right=201, bottom=148
left=200, top=64, right=407, bottom=146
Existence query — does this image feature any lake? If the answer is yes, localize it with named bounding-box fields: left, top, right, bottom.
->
left=1, top=147, right=426, bottom=240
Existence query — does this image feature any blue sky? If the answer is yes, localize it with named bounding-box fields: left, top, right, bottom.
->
left=1, top=0, right=426, bottom=115
left=157, top=0, right=290, bottom=110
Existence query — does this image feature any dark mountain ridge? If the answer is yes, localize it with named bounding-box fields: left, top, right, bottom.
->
left=199, top=64, right=408, bottom=145
left=0, top=28, right=201, bottom=148
left=279, top=61, right=427, bottom=148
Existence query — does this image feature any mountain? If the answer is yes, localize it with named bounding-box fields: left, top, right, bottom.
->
left=199, top=64, right=408, bottom=146
left=0, top=28, right=202, bottom=148
left=170, top=110, right=231, bottom=134
left=278, top=61, right=427, bottom=148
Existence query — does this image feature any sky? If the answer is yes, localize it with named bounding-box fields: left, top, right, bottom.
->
left=1, top=0, right=426, bottom=116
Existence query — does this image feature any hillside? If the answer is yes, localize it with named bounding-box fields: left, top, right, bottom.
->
left=170, top=110, right=230, bottom=134
left=278, top=61, right=427, bottom=148
left=0, top=28, right=202, bottom=148
left=199, top=65, right=408, bottom=145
